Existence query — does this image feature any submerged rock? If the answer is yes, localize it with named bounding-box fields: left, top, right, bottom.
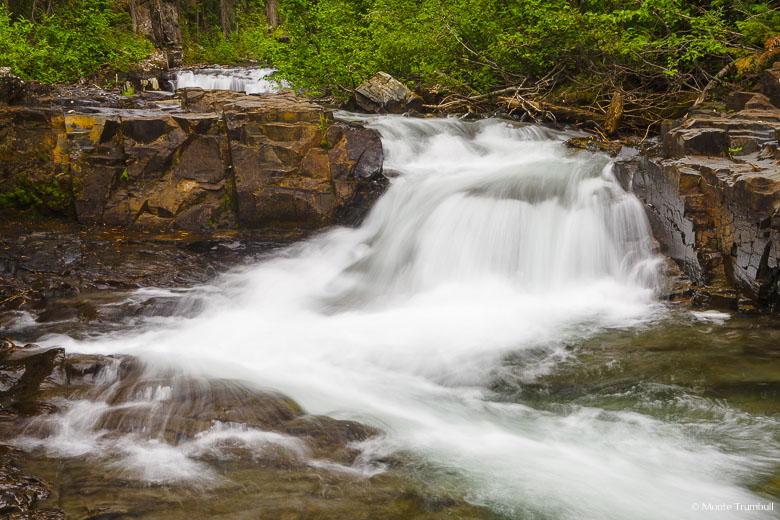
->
left=0, top=347, right=376, bottom=464
left=0, top=447, right=64, bottom=519
left=0, top=349, right=500, bottom=519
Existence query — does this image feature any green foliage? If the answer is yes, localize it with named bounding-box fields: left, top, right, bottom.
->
left=3, top=0, right=777, bottom=106
left=266, top=0, right=779, bottom=98
left=317, top=112, right=329, bottom=148
left=121, top=85, right=135, bottom=97
left=0, top=175, right=72, bottom=213
left=222, top=189, right=233, bottom=213
left=0, top=0, right=152, bottom=83
left=182, top=7, right=281, bottom=65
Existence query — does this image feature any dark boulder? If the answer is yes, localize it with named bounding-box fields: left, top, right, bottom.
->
left=0, top=68, right=25, bottom=106
left=0, top=447, right=64, bottom=519
left=615, top=107, right=780, bottom=310
left=762, top=61, right=780, bottom=108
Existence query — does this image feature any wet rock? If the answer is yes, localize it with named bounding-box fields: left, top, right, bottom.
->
left=0, top=350, right=380, bottom=467
left=762, top=61, right=780, bottom=108
left=564, top=136, right=622, bottom=156
left=0, top=220, right=308, bottom=323
left=0, top=347, right=67, bottom=416
left=0, top=87, right=386, bottom=231
left=327, top=123, right=384, bottom=181
left=220, top=92, right=386, bottom=227
left=615, top=108, right=780, bottom=310
left=0, top=68, right=25, bottom=106
left=0, top=345, right=495, bottom=520
left=0, top=449, right=63, bottom=519
left=283, top=415, right=379, bottom=463
left=352, top=72, right=424, bottom=114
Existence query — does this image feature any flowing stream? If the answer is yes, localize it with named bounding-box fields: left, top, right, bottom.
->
left=15, top=115, right=780, bottom=519
left=170, top=67, right=285, bottom=93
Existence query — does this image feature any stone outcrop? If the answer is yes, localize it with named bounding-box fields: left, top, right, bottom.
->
left=0, top=88, right=385, bottom=231
left=351, top=72, right=424, bottom=114
left=762, top=60, right=780, bottom=108
left=615, top=74, right=780, bottom=311
left=129, top=0, right=183, bottom=67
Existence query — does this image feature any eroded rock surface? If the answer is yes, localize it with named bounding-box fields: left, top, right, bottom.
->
left=0, top=88, right=386, bottom=230
left=0, top=220, right=310, bottom=323
left=0, top=345, right=499, bottom=520
left=0, top=446, right=64, bottom=519
left=615, top=77, right=780, bottom=310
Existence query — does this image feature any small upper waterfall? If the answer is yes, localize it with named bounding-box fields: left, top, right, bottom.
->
left=170, top=67, right=285, bottom=94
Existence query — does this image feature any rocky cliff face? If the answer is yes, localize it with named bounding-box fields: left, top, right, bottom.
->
left=615, top=62, right=780, bottom=310
left=0, top=88, right=385, bottom=231
left=130, top=0, right=183, bottom=67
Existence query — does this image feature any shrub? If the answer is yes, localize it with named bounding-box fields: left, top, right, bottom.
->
left=0, top=0, right=152, bottom=83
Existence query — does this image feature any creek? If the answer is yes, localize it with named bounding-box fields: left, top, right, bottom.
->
left=5, top=112, right=779, bottom=520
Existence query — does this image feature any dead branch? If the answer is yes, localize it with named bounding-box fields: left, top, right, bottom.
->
left=0, top=290, right=29, bottom=306
left=693, top=59, right=736, bottom=106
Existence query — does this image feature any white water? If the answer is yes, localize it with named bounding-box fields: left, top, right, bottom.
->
left=27, top=116, right=777, bottom=519
left=170, top=67, right=286, bottom=94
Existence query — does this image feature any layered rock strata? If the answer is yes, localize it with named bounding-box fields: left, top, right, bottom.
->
left=0, top=88, right=385, bottom=230
left=615, top=64, right=780, bottom=310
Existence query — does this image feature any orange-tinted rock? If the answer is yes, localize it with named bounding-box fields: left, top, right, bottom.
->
left=0, top=88, right=385, bottom=230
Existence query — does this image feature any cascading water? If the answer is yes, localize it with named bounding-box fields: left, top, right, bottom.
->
left=170, top=67, right=286, bottom=94
left=21, top=115, right=778, bottom=519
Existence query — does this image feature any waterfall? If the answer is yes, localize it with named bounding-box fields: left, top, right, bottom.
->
left=27, top=115, right=775, bottom=520
left=170, top=67, right=286, bottom=94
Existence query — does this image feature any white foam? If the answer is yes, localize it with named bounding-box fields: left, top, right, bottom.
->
left=171, top=67, right=287, bottom=94
left=31, top=116, right=776, bottom=519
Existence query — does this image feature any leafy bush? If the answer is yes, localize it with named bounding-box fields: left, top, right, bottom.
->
left=0, top=0, right=152, bottom=83
left=182, top=6, right=281, bottom=65
left=267, top=0, right=778, bottom=99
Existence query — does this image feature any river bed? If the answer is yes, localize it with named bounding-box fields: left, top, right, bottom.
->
left=1, top=113, right=778, bottom=519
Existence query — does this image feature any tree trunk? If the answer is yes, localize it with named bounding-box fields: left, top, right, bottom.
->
left=266, top=0, right=277, bottom=29
left=220, top=0, right=233, bottom=37
left=129, top=0, right=138, bottom=34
